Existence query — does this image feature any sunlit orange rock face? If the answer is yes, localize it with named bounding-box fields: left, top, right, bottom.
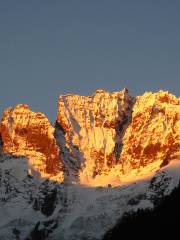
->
left=0, top=89, right=179, bottom=186
left=56, top=89, right=180, bottom=185
left=120, top=91, right=180, bottom=172
left=56, top=88, right=134, bottom=182
left=0, top=104, right=63, bottom=181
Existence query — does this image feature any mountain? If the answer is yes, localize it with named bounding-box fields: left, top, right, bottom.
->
left=56, top=88, right=134, bottom=184
left=0, top=89, right=179, bottom=239
left=0, top=104, right=64, bottom=181
left=103, top=171, right=180, bottom=238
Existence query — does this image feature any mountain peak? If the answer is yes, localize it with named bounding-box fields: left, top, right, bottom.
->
left=0, top=104, right=64, bottom=181
left=0, top=88, right=179, bottom=240
left=0, top=89, right=179, bottom=186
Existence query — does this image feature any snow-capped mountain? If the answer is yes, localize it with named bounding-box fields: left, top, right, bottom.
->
left=0, top=89, right=179, bottom=239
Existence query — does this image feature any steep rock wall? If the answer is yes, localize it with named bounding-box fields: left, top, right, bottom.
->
left=0, top=104, right=63, bottom=181
left=56, top=88, right=134, bottom=182
left=120, top=91, right=180, bottom=172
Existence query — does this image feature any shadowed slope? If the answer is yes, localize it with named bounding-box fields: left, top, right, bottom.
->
left=103, top=181, right=180, bottom=239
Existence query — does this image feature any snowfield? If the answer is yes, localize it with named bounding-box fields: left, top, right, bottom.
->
left=0, top=155, right=180, bottom=240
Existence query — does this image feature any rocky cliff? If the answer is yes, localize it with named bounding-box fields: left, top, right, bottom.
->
left=56, top=88, right=134, bottom=183
left=120, top=90, right=180, bottom=172
left=0, top=89, right=179, bottom=185
left=0, top=104, right=64, bottom=181
left=56, top=89, right=180, bottom=185
left=0, top=88, right=179, bottom=240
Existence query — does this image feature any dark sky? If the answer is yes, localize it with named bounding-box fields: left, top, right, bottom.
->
left=0, top=0, right=180, bottom=122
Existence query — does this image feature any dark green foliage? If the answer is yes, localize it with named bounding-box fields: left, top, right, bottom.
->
left=103, top=182, right=180, bottom=239
left=28, top=222, right=47, bottom=240
left=27, top=220, right=58, bottom=240
left=33, top=181, right=57, bottom=216
left=12, top=228, right=20, bottom=240
left=41, top=187, right=57, bottom=216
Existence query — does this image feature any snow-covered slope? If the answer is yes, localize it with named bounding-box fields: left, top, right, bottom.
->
left=0, top=154, right=64, bottom=239
left=0, top=154, right=180, bottom=240
left=0, top=89, right=179, bottom=239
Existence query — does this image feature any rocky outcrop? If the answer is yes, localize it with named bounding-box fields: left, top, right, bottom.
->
left=0, top=89, right=179, bottom=185
left=120, top=91, right=180, bottom=172
left=0, top=104, right=63, bottom=181
left=0, top=88, right=179, bottom=239
left=56, top=89, right=180, bottom=184
left=56, top=88, right=134, bottom=182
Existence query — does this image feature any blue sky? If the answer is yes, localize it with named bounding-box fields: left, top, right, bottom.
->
left=0, top=0, right=180, bottom=121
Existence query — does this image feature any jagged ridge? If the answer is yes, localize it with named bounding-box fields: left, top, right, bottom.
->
left=0, top=104, right=64, bottom=181
left=0, top=89, right=179, bottom=186
left=0, top=88, right=179, bottom=240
